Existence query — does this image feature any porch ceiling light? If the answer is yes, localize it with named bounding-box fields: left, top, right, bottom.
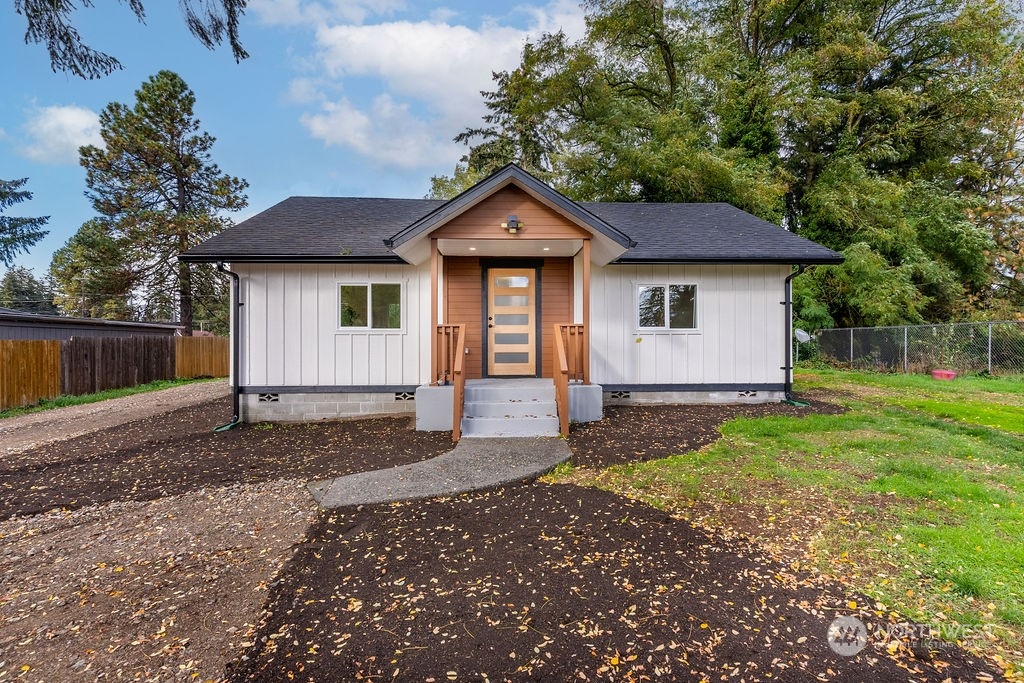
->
left=501, top=214, right=522, bottom=234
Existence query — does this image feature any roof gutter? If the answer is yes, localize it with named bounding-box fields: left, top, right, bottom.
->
left=782, top=265, right=808, bottom=405
left=214, top=262, right=243, bottom=431
left=180, top=254, right=405, bottom=264
left=612, top=257, right=843, bottom=265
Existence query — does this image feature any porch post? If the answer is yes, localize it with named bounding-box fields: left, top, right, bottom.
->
left=430, top=238, right=439, bottom=383
left=582, top=238, right=591, bottom=385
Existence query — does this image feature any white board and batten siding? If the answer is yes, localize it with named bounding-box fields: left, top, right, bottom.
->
left=237, top=262, right=788, bottom=390
left=589, top=264, right=790, bottom=386
left=235, top=263, right=431, bottom=388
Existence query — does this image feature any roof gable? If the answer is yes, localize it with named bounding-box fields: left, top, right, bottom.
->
left=385, top=164, right=635, bottom=266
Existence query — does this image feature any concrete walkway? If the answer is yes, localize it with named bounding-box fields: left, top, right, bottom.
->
left=307, top=436, right=572, bottom=508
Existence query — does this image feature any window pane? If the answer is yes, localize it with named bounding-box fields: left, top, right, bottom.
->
left=494, top=333, right=530, bottom=345
left=495, top=352, right=530, bottom=363
left=638, top=286, right=665, bottom=328
left=669, top=284, right=696, bottom=329
left=371, top=283, right=401, bottom=329
left=494, top=276, right=530, bottom=288
left=340, top=285, right=368, bottom=327
left=494, top=295, right=529, bottom=307
left=494, top=314, right=529, bottom=326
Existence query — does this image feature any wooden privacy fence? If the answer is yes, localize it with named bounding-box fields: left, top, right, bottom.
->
left=176, top=336, right=229, bottom=379
left=1, top=336, right=229, bottom=411
left=62, top=336, right=176, bottom=395
left=0, top=340, right=61, bottom=412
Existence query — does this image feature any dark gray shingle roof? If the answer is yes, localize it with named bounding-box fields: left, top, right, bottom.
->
left=182, top=197, right=444, bottom=262
left=582, top=202, right=840, bottom=263
left=182, top=195, right=842, bottom=265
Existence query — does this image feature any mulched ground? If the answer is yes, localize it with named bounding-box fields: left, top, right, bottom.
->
left=1, top=393, right=1005, bottom=681
left=228, top=484, right=998, bottom=682
left=0, top=397, right=452, bottom=522
left=568, top=396, right=846, bottom=467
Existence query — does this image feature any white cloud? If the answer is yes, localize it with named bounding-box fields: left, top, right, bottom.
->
left=285, top=77, right=325, bottom=105
left=20, top=105, right=101, bottom=165
left=301, top=94, right=456, bottom=168
left=287, top=1, right=587, bottom=170
left=314, top=20, right=526, bottom=119
left=428, top=7, right=459, bottom=23
left=250, top=0, right=407, bottom=27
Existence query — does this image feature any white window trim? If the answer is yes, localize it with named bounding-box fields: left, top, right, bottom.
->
left=635, top=282, right=700, bottom=333
left=336, top=281, right=406, bottom=333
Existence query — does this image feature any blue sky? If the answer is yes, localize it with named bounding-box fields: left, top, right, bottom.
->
left=1, top=0, right=586, bottom=279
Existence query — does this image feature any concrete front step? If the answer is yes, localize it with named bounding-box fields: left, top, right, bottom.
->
left=461, top=415, right=560, bottom=438
left=463, top=400, right=557, bottom=419
left=464, top=382, right=555, bottom=404
left=460, top=379, right=559, bottom=437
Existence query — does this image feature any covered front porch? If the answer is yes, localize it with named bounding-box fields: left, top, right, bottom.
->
left=383, top=168, right=632, bottom=440
left=419, top=328, right=601, bottom=440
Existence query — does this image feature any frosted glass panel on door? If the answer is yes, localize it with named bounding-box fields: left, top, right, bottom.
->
left=494, top=295, right=529, bottom=307
left=495, top=333, right=530, bottom=345
left=494, top=276, right=530, bottom=288
left=494, top=314, right=529, bottom=326
left=494, top=352, right=530, bottom=364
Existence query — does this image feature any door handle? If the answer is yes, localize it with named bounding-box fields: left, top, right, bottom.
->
left=488, top=324, right=494, bottom=328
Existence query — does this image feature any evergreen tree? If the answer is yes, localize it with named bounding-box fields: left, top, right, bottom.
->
left=14, top=0, right=248, bottom=79
left=49, top=219, right=136, bottom=319
left=79, top=70, right=248, bottom=333
left=0, top=266, right=57, bottom=314
left=0, top=178, right=49, bottom=267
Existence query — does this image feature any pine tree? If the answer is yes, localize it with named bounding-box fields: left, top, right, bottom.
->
left=15, top=0, right=248, bottom=79
left=0, top=178, right=49, bottom=267
left=79, top=70, right=247, bottom=333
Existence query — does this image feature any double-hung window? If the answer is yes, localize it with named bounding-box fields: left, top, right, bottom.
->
left=338, top=283, right=402, bottom=329
left=637, top=284, right=697, bottom=330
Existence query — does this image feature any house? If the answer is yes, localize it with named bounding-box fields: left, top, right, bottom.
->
left=181, top=164, right=842, bottom=437
left=0, top=306, right=182, bottom=341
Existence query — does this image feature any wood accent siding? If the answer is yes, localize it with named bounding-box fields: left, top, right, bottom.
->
left=443, top=257, right=484, bottom=379
left=540, top=258, right=572, bottom=379
left=432, top=186, right=591, bottom=240
left=444, top=256, right=573, bottom=379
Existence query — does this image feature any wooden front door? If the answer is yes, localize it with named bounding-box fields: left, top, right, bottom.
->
left=487, top=268, right=536, bottom=376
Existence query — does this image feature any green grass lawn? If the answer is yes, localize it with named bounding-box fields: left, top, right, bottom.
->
left=0, top=377, right=213, bottom=419
left=547, top=368, right=1024, bottom=676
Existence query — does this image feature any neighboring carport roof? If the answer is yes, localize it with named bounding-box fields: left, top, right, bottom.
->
left=0, top=308, right=182, bottom=333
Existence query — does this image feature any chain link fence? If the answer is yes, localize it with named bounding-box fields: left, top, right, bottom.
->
left=813, top=321, right=1024, bottom=375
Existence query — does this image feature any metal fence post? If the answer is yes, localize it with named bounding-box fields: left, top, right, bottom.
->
left=988, top=323, right=993, bottom=374
left=904, top=326, right=909, bottom=373
left=849, top=328, right=854, bottom=368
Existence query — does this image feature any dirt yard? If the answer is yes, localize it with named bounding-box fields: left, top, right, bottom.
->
left=0, top=388, right=1003, bottom=681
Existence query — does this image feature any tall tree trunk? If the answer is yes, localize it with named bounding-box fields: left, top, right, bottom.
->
left=176, top=176, right=194, bottom=335
left=178, top=257, right=193, bottom=335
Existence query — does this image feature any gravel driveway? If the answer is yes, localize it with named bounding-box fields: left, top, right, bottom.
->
left=0, top=379, right=230, bottom=455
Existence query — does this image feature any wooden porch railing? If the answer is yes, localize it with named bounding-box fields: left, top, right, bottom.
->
left=552, top=323, right=586, bottom=437
left=436, top=324, right=468, bottom=441
left=451, top=324, right=467, bottom=442
left=557, top=324, right=587, bottom=383
left=434, top=324, right=464, bottom=385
